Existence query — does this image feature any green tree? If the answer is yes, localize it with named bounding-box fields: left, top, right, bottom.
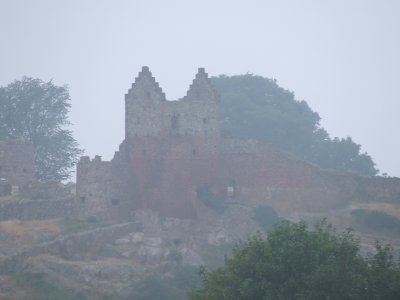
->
left=366, top=243, right=400, bottom=299
left=190, top=221, right=400, bottom=300
left=0, top=77, right=82, bottom=181
left=253, top=205, right=281, bottom=232
left=211, top=74, right=377, bottom=176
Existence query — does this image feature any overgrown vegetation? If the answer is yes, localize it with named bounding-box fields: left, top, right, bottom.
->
left=190, top=220, right=400, bottom=300
left=211, top=74, right=378, bottom=176
left=129, top=266, right=200, bottom=300
left=198, top=242, right=233, bottom=268
left=253, top=205, right=281, bottom=232
left=0, top=77, right=82, bottom=181
left=13, top=272, right=87, bottom=300
left=196, top=185, right=227, bottom=214
left=351, top=209, right=400, bottom=232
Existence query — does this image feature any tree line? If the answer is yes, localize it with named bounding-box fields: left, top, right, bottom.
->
left=190, top=220, right=400, bottom=300
left=212, top=74, right=377, bottom=176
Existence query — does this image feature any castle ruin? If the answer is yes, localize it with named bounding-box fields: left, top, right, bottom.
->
left=76, top=67, right=400, bottom=221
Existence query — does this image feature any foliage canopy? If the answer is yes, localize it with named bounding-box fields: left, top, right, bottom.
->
left=211, top=75, right=378, bottom=176
left=0, top=77, right=81, bottom=181
left=190, top=221, right=400, bottom=300
left=253, top=205, right=280, bottom=232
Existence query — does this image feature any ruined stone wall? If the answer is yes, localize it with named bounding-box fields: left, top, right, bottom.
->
left=220, top=139, right=329, bottom=212
left=75, top=153, right=133, bottom=221
left=221, top=140, right=400, bottom=212
left=124, top=135, right=221, bottom=218
left=220, top=138, right=400, bottom=213
left=0, top=140, right=35, bottom=186
left=220, top=139, right=318, bottom=189
left=125, top=67, right=166, bottom=137
left=76, top=66, right=400, bottom=221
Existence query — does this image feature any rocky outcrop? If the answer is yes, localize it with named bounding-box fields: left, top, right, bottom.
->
left=0, top=222, right=142, bottom=274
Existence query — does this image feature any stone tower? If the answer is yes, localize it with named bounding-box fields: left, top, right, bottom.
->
left=76, top=67, right=223, bottom=219
left=125, top=66, right=220, bottom=139
left=123, top=66, right=222, bottom=218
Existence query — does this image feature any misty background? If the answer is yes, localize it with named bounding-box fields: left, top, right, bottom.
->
left=1, top=0, right=399, bottom=177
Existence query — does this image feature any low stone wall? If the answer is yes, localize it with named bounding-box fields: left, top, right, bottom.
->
left=0, top=197, right=74, bottom=221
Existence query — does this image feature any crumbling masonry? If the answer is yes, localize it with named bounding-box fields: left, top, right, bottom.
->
left=0, top=140, right=35, bottom=185
left=76, top=67, right=400, bottom=220
left=0, top=140, right=35, bottom=196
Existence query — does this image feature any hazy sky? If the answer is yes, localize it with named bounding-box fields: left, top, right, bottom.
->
left=1, top=0, right=399, bottom=177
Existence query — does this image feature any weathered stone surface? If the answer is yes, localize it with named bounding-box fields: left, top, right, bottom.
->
left=207, top=230, right=230, bottom=246
left=30, top=255, right=138, bottom=299
left=129, top=232, right=144, bottom=243
left=44, top=222, right=141, bottom=259
left=75, top=66, right=400, bottom=223
left=0, top=222, right=142, bottom=274
left=1, top=203, right=399, bottom=299
left=0, top=141, right=35, bottom=186
left=137, top=245, right=169, bottom=263
left=142, top=236, right=163, bottom=247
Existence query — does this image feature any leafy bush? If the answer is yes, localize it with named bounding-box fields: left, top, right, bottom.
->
left=351, top=209, right=400, bottom=231
left=196, top=185, right=226, bottom=214
left=190, top=220, right=400, bottom=300
left=198, top=242, right=233, bottom=268
left=253, top=205, right=280, bottom=232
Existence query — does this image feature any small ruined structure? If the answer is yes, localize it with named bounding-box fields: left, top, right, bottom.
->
left=0, top=140, right=35, bottom=185
left=76, top=67, right=400, bottom=221
left=0, top=140, right=35, bottom=196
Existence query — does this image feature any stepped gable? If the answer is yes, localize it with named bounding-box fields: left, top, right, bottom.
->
left=124, top=67, right=167, bottom=138
left=126, top=66, right=166, bottom=101
left=185, top=68, right=218, bottom=102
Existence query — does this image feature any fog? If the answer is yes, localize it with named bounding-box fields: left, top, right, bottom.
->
left=1, top=0, right=399, bottom=176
